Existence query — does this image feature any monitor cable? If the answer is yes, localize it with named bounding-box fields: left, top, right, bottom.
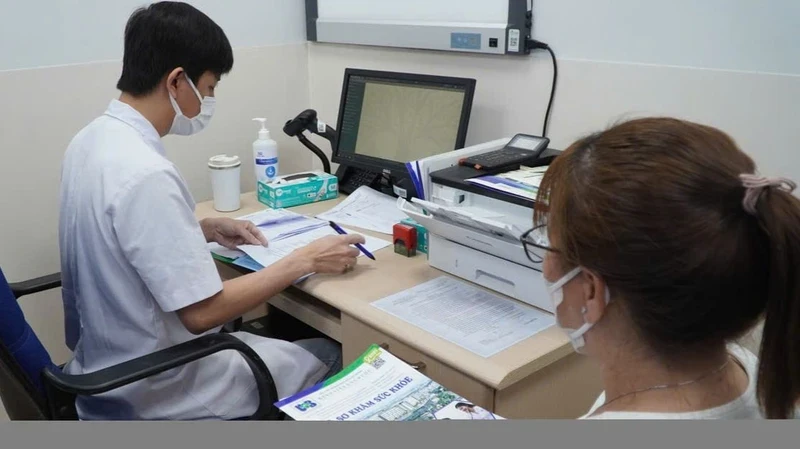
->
left=526, top=38, right=557, bottom=138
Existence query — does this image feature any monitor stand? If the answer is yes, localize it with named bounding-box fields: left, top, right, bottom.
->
left=335, top=165, right=381, bottom=195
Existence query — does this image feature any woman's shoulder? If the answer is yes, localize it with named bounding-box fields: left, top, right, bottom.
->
left=726, top=342, right=759, bottom=378
left=581, top=343, right=764, bottom=420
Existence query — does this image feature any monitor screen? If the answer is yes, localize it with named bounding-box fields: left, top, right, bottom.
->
left=333, top=70, right=475, bottom=172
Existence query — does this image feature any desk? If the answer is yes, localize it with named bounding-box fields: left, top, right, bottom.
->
left=196, top=192, right=602, bottom=418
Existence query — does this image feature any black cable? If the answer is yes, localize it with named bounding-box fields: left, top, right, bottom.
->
left=526, top=39, right=558, bottom=138
left=542, top=46, right=557, bottom=138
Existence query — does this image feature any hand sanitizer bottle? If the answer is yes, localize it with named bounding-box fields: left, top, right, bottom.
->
left=252, top=118, right=279, bottom=185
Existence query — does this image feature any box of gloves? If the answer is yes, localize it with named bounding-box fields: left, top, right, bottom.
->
left=257, top=171, right=339, bottom=209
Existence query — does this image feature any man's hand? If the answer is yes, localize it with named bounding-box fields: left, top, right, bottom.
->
left=201, top=217, right=268, bottom=250
left=290, top=234, right=366, bottom=274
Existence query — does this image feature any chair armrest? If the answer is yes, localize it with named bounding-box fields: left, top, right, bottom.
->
left=10, top=273, right=61, bottom=298
left=42, top=333, right=282, bottom=420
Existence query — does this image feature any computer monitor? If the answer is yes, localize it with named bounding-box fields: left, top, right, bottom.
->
left=332, top=69, right=476, bottom=176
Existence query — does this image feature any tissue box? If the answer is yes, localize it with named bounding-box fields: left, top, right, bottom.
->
left=401, top=218, right=428, bottom=254
left=257, top=171, right=339, bottom=209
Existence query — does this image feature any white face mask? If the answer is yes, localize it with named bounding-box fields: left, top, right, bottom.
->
left=545, top=266, right=610, bottom=353
left=168, top=73, right=215, bottom=136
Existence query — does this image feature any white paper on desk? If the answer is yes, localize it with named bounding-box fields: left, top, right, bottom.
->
left=238, top=226, right=391, bottom=270
left=316, top=186, right=407, bottom=235
left=372, top=277, right=555, bottom=358
left=236, top=208, right=327, bottom=242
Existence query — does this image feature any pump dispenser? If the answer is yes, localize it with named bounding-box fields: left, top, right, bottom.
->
left=252, top=118, right=279, bottom=184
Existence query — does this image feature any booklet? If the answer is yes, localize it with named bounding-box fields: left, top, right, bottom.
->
left=465, top=165, right=548, bottom=201
left=276, top=344, right=503, bottom=421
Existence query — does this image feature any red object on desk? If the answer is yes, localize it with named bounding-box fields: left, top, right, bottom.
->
left=392, top=224, right=418, bottom=257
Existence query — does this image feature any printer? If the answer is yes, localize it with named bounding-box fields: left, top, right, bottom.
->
left=398, top=137, right=560, bottom=313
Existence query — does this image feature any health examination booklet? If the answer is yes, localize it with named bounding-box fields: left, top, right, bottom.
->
left=276, top=344, right=503, bottom=421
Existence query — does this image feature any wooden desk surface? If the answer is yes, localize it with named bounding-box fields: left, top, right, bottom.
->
left=196, top=192, right=574, bottom=390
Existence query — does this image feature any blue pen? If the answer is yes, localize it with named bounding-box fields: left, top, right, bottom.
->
left=328, top=221, right=376, bottom=260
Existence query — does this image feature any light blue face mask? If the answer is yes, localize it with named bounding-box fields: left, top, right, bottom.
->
left=544, top=267, right=610, bottom=353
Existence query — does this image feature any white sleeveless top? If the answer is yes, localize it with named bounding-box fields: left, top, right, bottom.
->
left=581, top=344, right=763, bottom=420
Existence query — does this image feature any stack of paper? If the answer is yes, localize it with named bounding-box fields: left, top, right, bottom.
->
left=238, top=226, right=390, bottom=271
left=238, top=209, right=328, bottom=242
left=207, top=206, right=391, bottom=281
left=465, top=166, right=548, bottom=201
left=372, top=277, right=555, bottom=358
left=315, top=186, right=407, bottom=235
left=404, top=138, right=512, bottom=201
left=277, top=344, right=504, bottom=421
left=403, top=197, right=527, bottom=241
left=208, top=209, right=325, bottom=262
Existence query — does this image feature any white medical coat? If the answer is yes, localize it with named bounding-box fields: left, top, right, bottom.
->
left=58, top=99, right=327, bottom=420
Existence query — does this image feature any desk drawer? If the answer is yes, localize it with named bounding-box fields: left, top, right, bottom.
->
left=341, top=314, right=494, bottom=411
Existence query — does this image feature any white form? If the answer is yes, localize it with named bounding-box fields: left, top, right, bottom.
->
left=316, top=186, right=408, bottom=235
left=237, top=208, right=328, bottom=242
left=238, top=226, right=391, bottom=270
left=372, top=277, right=555, bottom=358
left=207, top=209, right=326, bottom=260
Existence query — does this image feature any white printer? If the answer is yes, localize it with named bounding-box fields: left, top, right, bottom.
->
left=398, top=138, right=560, bottom=313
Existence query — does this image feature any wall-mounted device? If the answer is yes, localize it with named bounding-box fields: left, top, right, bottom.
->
left=331, top=68, right=476, bottom=198
left=306, top=0, right=533, bottom=57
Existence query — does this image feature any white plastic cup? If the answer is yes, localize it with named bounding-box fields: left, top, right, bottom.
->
left=208, top=154, right=242, bottom=212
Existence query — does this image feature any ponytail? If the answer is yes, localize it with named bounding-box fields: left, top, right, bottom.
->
left=756, top=189, right=800, bottom=419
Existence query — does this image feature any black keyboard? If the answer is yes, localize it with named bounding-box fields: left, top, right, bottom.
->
left=460, top=148, right=544, bottom=173
left=339, top=168, right=380, bottom=194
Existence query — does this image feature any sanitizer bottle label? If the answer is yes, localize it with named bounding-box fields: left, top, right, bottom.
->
left=256, top=157, right=278, bottom=182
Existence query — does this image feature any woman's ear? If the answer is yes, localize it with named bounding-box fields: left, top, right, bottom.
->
left=581, top=269, right=608, bottom=324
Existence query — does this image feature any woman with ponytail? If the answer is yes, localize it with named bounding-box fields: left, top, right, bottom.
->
left=524, top=117, right=799, bottom=419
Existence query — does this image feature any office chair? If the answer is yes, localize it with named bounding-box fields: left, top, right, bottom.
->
left=0, top=267, right=282, bottom=420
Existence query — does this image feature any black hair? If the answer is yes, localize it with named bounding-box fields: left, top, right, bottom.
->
left=454, top=402, right=473, bottom=409
left=116, top=1, right=233, bottom=96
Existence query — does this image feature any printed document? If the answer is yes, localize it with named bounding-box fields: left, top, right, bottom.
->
left=207, top=208, right=327, bottom=261
left=466, top=165, right=548, bottom=201
left=372, top=277, right=555, bottom=358
left=237, top=208, right=328, bottom=242
left=277, top=344, right=503, bottom=421
left=316, top=186, right=407, bottom=235
left=238, top=226, right=390, bottom=270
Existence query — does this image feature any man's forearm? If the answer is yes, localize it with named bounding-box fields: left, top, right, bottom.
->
left=178, top=254, right=311, bottom=334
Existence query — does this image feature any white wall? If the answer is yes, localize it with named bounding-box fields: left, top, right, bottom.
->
left=0, top=3, right=312, bottom=421
left=535, top=0, right=800, bottom=75
left=309, top=44, right=800, bottom=179
left=0, top=0, right=308, bottom=70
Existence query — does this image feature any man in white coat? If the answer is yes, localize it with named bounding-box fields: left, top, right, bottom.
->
left=58, top=2, right=363, bottom=420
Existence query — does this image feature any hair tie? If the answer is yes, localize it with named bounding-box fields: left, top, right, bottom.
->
left=739, top=174, right=797, bottom=215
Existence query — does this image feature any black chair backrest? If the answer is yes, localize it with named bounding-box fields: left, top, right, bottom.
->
left=0, top=341, right=49, bottom=419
